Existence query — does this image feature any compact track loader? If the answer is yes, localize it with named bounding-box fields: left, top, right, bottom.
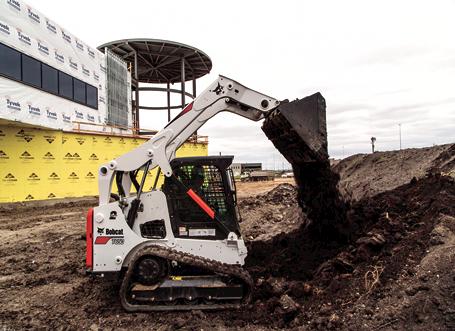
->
left=86, top=75, right=327, bottom=311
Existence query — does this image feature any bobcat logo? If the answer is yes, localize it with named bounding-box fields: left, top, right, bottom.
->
left=97, top=228, right=104, bottom=234
left=89, top=153, right=98, bottom=160
left=76, top=138, right=85, bottom=145
left=48, top=193, right=56, bottom=198
left=212, top=82, right=224, bottom=95
left=25, top=194, right=34, bottom=200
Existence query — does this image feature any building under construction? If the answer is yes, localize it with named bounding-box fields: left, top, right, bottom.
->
left=0, top=0, right=212, bottom=202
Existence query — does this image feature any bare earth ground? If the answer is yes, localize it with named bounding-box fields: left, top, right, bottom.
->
left=1, top=144, right=455, bottom=330
left=235, top=178, right=295, bottom=199
left=334, top=143, right=455, bottom=201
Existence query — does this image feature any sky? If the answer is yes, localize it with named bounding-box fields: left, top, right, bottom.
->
left=27, top=0, right=455, bottom=168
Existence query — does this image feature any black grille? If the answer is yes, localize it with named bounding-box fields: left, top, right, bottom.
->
left=140, top=220, right=166, bottom=239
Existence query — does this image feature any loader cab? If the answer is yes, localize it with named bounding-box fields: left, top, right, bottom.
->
left=162, top=156, right=241, bottom=241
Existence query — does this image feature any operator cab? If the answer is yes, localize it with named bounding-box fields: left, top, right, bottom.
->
left=162, top=156, right=241, bottom=241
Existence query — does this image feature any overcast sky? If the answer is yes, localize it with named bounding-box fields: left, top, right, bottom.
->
left=27, top=0, right=455, bottom=168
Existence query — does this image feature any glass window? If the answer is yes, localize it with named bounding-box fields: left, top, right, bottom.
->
left=0, top=43, right=21, bottom=80
left=0, top=42, right=100, bottom=109
left=86, top=84, right=98, bottom=108
left=22, top=54, right=41, bottom=87
left=42, top=64, right=58, bottom=94
left=58, top=71, right=73, bottom=99
left=73, top=78, right=86, bottom=104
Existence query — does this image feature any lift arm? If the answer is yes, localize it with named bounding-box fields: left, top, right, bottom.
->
left=98, top=75, right=280, bottom=205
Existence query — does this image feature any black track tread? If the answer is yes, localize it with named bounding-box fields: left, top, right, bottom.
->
left=119, top=245, right=253, bottom=312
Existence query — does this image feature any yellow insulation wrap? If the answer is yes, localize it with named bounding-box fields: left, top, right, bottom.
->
left=0, top=124, right=208, bottom=202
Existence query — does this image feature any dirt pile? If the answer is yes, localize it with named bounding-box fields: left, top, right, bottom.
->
left=245, top=174, right=455, bottom=330
left=239, top=183, right=304, bottom=241
left=429, top=144, right=455, bottom=174
left=1, top=145, right=455, bottom=330
left=334, top=143, right=455, bottom=201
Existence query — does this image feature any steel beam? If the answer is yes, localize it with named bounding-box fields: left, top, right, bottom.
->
left=167, top=82, right=171, bottom=122
left=192, top=78, right=196, bottom=97
left=181, top=58, right=185, bottom=109
left=139, top=105, right=183, bottom=111
left=137, top=86, right=194, bottom=98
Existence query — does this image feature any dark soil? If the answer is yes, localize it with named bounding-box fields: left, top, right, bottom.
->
left=293, top=161, right=350, bottom=240
left=246, top=174, right=455, bottom=330
left=1, top=145, right=455, bottom=330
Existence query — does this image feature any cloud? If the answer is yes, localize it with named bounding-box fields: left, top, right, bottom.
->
left=25, top=0, right=455, bottom=163
left=354, top=46, right=432, bottom=66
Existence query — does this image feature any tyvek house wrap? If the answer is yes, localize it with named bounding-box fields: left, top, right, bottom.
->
left=0, top=0, right=132, bottom=132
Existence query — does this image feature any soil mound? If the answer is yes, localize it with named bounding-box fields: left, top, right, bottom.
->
left=238, top=183, right=304, bottom=242
left=334, top=143, right=455, bottom=201
left=245, top=174, right=455, bottom=330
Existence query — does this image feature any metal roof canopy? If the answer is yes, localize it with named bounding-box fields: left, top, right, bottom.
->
left=98, top=39, right=212, bottom=132
left=98, top=39, right=212, bottom=84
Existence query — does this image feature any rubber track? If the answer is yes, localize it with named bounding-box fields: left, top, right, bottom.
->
left=119, top=245, right=253, bottom=311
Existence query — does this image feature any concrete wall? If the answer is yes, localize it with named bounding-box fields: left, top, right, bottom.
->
left=0, top=123, right=208, bottom=202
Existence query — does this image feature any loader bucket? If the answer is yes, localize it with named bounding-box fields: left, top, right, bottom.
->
left=262, top=93, right=349, bottom=240
left=262, top=92, right=328, bottom=165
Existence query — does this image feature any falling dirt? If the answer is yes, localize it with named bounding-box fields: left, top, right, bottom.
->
left=262, top=92, right=350, bottom=241
left=293, top=160, right=350, bottom=240
left=1, top=144, right=455, bottom=330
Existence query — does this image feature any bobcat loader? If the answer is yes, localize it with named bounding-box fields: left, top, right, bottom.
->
left=86, top=75, right=327, bottom=311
